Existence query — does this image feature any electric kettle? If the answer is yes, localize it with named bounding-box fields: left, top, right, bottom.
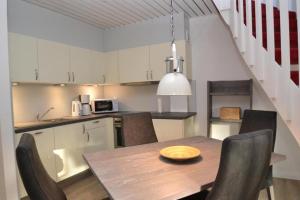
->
left=72, top=101, right=82, bottom=117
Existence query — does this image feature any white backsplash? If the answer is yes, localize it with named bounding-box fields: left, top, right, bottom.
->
left=12, top=84, right=104, bottom=123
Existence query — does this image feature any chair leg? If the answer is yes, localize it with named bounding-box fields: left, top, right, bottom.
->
left=266, top=186, right=275, bottom=200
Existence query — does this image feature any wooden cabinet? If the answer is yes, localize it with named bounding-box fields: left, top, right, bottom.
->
left=8, top=33, right=39, bottom=82
left=15, top=128, right=56, bottom=198
left=70, top=47, right=93, bottom=84
left=38, top=39, right=70, bottom=83
left=104, top=51, right=119, bottom=84
left=153, top=117, right=195, bottom=142
left=118, top=46, right=149, bottom=83
left=91, top=50, right=105, bottom=84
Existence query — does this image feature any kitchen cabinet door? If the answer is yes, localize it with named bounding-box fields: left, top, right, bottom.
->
left=152, top=119, right=184, bottom=142
left=8, top=33, right=39, bottom=82
left=15, top=128, right=56, bottom=198
left=70, top=47, right=93, bottom=84
left=84, top=118, right=114, bottom=153
left=118, top=46, right=149, bottom=83
left=38, top=39, right=70, bottom=83
left=104, top=51, right=119, bottom=84
left=84, top=127, right=107, bottom=153
left=149, top=42, right=170, bottom=81
left=153, top=117, right=195, bottom=142
left=91, top=50, right=105, bottom=84
left=53, top=123, right=88, bottom=181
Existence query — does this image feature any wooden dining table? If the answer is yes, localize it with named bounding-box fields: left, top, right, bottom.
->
left=83, top=136, right=286, bottom=200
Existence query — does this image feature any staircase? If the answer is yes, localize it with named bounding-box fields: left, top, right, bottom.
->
left=214, top=0, right=300, bottom=145
left=237, top=0, right=299, bottom=85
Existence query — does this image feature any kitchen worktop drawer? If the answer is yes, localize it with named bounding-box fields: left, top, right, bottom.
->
left=84, top=119, right=105, bottom=130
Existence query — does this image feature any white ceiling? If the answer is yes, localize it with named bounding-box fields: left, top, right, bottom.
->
left=23, top=0, right=218, bottom=29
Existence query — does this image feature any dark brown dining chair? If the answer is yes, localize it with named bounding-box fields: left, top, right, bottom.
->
left=181, top=130, right=273, bottom=200
left=16, top=133, right=67, bottom=200
left=239, top=109, right=277, bottom=200
left=121, top=112, right=158, bottom=146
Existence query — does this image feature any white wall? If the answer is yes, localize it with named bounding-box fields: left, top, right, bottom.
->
left=0, top=0, right=19, bottom=198
left=8, top=0, right=104, bottom=51
left=13, top=84, right=104, bottom=123
left=103, top=13, right=186, bottom=51
left=190, top=15, right=300, bottom=180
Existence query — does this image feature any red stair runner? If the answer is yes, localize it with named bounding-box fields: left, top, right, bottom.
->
left=237, top=0, right=299, bottom=85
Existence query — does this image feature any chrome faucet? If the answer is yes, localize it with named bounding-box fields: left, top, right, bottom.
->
left=36, top=107, right=55, bottom=121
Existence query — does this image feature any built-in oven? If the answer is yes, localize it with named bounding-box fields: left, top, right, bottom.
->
left=113, top=117, right=124, bottom=148
left=91, top=99, right=118, bottom=114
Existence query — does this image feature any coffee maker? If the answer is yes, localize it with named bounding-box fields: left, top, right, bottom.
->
left=80, top=95, right=92, bottom=116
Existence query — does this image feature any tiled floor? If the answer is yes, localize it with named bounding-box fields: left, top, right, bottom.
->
left=63, top=175, right=300, bottom=200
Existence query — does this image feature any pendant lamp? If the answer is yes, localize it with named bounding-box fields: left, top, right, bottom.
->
left=157, top=0, right=192, bottom=96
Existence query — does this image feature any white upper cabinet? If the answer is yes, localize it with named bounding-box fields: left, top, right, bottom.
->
left=118, top=46, right=149, bottom=83
left=149, top=42, right=170, bottom=81
left=70, top=47, right=93, bottom=84
left=91, top=50, right=105, bottom=84
left=38, top=39, right=70, bottom=83
left=8, top=33, right=39, bottom=82
left=8, top=33, right=190, bottom=84
left=104, top=51, right=119, bottom=84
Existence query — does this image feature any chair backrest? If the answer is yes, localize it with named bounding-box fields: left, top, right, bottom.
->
left=239, top=110, right=277, bottom=150
left=206, top=130, right=273, bottom=200
left=16, top=134, right=67, bottom=200
left=121, top=112, right=158, bottom=146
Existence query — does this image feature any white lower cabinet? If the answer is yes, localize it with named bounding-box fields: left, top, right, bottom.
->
left=153, top=117, right=195, bottom=142
left=84, top=118, right=114, bottom=153
left=15, top=128, right=56, bottom=198
left=15, top=118, right=114, bottom=198
left=53, top=122, right=88, bottom=181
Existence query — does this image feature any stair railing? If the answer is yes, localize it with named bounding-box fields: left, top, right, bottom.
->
left=228, top=0, right=300, bottom=145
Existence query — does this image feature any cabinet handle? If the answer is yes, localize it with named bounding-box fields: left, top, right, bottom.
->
left=102, top=75, right=106, bottom=84
left=82, top=124, right=86, bottom=134
left=68, top=72, right=71, bottom=82
left=146, top=71, right=149, bottom=80
left=150, top=70, right=153, bottom=80
left=34, top=131, right=43, bottom=135
left=35, top=69, right=39, bottom=81
left=72, top=72, right=75, bottom=82
left=87, top=132, right=90, bottom=142
left=93, top=120, right=100, bottom=124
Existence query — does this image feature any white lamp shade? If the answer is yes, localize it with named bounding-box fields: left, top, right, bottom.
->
left=157, top=73, right=192, bottom=96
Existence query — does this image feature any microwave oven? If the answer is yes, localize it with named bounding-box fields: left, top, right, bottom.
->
left=91, top=99, right=119, bottom=114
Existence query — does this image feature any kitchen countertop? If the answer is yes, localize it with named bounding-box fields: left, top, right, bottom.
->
left=14, top=111, right=196, bottom=133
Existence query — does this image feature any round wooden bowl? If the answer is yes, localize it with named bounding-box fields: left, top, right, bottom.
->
left=160, top=146, right=201, bottom=161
